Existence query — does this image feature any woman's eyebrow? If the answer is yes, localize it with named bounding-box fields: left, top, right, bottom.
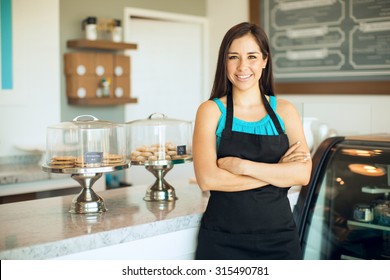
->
left=227, top=51, right=261, bottom=54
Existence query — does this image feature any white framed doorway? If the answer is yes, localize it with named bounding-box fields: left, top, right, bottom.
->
left=123, top=8, right=209, bottom=185
left=123, top=8, right=209, bottom=120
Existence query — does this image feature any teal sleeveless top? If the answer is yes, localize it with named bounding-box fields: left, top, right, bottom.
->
left=213, top=96, right=286, bottom=146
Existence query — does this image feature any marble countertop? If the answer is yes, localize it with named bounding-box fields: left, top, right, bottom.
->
left=0, top=181, right=209, bottom=259
left=0, top=164, right=50, bottom=185
left=0, top=154, right=63, bottom=185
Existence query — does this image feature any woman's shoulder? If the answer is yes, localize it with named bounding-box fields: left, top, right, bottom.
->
left=274, top=97, right=296, bottom=109
left=197, top=99, right=221, bottom=116
left=275, top=97, right=300, bottom=120
left=198, top=97, right=226, bottom=112
left=195, top=99, right=223, bottom=128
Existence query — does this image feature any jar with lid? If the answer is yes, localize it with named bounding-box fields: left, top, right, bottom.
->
left=84, top=16, right=97, bottom=40
left=112, top=19, right=122, bottom=42
left=353, top=203, right=374, bottom=223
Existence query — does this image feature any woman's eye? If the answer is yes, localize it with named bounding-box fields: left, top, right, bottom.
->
left=248, top=55, right=257, bottom=59
left=228, top=55, right=238, bottom=60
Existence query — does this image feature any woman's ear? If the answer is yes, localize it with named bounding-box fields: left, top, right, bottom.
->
left=262, top=57, right=268, bottom=69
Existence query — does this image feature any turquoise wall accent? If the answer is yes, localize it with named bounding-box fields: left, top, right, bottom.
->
left=0, top=0, right=13, bottom=90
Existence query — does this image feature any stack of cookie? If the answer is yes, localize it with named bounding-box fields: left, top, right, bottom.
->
left=49, top=156, right=77, bottom=168
left=102, top=154, right=125, bottom=166
left=130, top=143, right=188, bottom=163
left=48, top=153, right=125, bottom=169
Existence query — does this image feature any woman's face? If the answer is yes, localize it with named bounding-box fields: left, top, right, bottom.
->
left=226, top=34, right=268, bottom=93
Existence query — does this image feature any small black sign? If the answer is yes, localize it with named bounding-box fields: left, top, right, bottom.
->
left=176, top=145, right=186, bottom=155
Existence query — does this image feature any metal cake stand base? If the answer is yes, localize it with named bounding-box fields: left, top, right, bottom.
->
left=42, top=163, right=129, bottom=214
left=143, top=163, right=177, bottom=201
left=70, top=173, right=107, bottom=214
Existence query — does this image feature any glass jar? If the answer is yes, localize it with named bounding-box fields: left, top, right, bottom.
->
left=112, top=19, right=122, bottom=42
left=84, top=16, right=97, bottom=40
left=353, top=203, right=374, bottom=223
left=372, top=199, right=390, bottom=223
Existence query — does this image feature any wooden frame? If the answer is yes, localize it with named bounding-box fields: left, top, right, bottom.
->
left=249, top=0, right=390, bottom=95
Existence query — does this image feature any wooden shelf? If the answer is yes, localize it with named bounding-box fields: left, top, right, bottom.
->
left=67, top=39, right=137, bottom=51
left=68, top=97, right=138, bottom=106
left=65, top=39, right=138, bottom=107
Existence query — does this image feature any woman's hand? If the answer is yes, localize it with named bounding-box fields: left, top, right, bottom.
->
left=217, top=157, right=244, bottom=175
left=279, top=141, right=310, bottom=163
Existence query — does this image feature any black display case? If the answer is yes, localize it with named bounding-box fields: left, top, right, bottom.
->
left=294, top=135, right=390, bottom=260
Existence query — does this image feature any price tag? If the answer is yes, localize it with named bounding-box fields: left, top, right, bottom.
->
left=85, top=152, right=103, bottom=164
left=177, top=145, right=186, bottom=155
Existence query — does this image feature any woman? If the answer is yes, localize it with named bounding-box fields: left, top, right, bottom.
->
left=192, top=22, right=312, bottom=260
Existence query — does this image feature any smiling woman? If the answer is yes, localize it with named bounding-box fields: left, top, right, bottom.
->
left=192, top=22, right=312, bottom=260
left=0, top=0, right=13, bottom=90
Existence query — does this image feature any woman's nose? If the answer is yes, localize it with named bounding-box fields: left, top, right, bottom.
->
left=238, top=58, right=248, bottom=70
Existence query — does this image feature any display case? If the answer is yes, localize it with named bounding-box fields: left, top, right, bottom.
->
left=294, top=135, right=390, bottom=260
left=42, top=115, right=129, bottom=213
left=126, top=113, right=193, bottom=201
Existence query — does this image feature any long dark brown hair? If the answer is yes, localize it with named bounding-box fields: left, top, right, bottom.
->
left=209, top=22, right=275, bottom=99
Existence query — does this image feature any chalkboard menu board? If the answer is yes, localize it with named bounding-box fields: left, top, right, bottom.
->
left=260, top=0, right=390, bottom=82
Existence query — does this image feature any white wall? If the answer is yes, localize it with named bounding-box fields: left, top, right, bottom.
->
left=207, top=0, right=249, bottom=91
left=207, top=0, right=390, bottom=138
left=282, top=94, right=390, bottom=136
left=0, top=0, right=60, bottom=156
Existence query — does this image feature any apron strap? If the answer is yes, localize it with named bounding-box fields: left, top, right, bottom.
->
left=222, top=93, right=234, bottom=137
left=261, top=93, right=284, bottom=135
left=222, top=92, right=285, bottom=137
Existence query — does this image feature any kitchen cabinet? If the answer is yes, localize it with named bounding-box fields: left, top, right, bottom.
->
left=65, top=39, right=138, bottom=106
left=294, top=135, right=390, bottom=259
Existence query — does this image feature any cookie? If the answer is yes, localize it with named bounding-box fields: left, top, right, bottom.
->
left=52, top=156, right=76, bottom=161
left=101, top=153, right=124, bottom=166
left=49, top=156, right=76, bottom=168
left=49, top=163, right=74, bottom=169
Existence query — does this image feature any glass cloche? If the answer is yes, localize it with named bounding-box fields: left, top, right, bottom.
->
left=127, top=113, right=192, bottom=165
left=44, top=115, right=127, bottom=170
left=126, top=113, right=193, bottom=201
left=42, top=115, right=129, bottom=214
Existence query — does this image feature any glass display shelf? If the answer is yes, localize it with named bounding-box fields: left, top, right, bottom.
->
left=347, top=220, right=390, bottom=232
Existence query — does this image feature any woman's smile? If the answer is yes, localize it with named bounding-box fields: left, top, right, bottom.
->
left=236, top=74, right=252, bottom=80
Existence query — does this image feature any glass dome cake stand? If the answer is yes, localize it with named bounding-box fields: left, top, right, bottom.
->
left=42, top=163, right=129, bottom=214
left=131, top=158, right=192, bottom=201
left=127, top=113, right=193, bottom=202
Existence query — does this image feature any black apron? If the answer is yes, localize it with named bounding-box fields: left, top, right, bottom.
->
left=195, top=92, right=302, bottom=260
